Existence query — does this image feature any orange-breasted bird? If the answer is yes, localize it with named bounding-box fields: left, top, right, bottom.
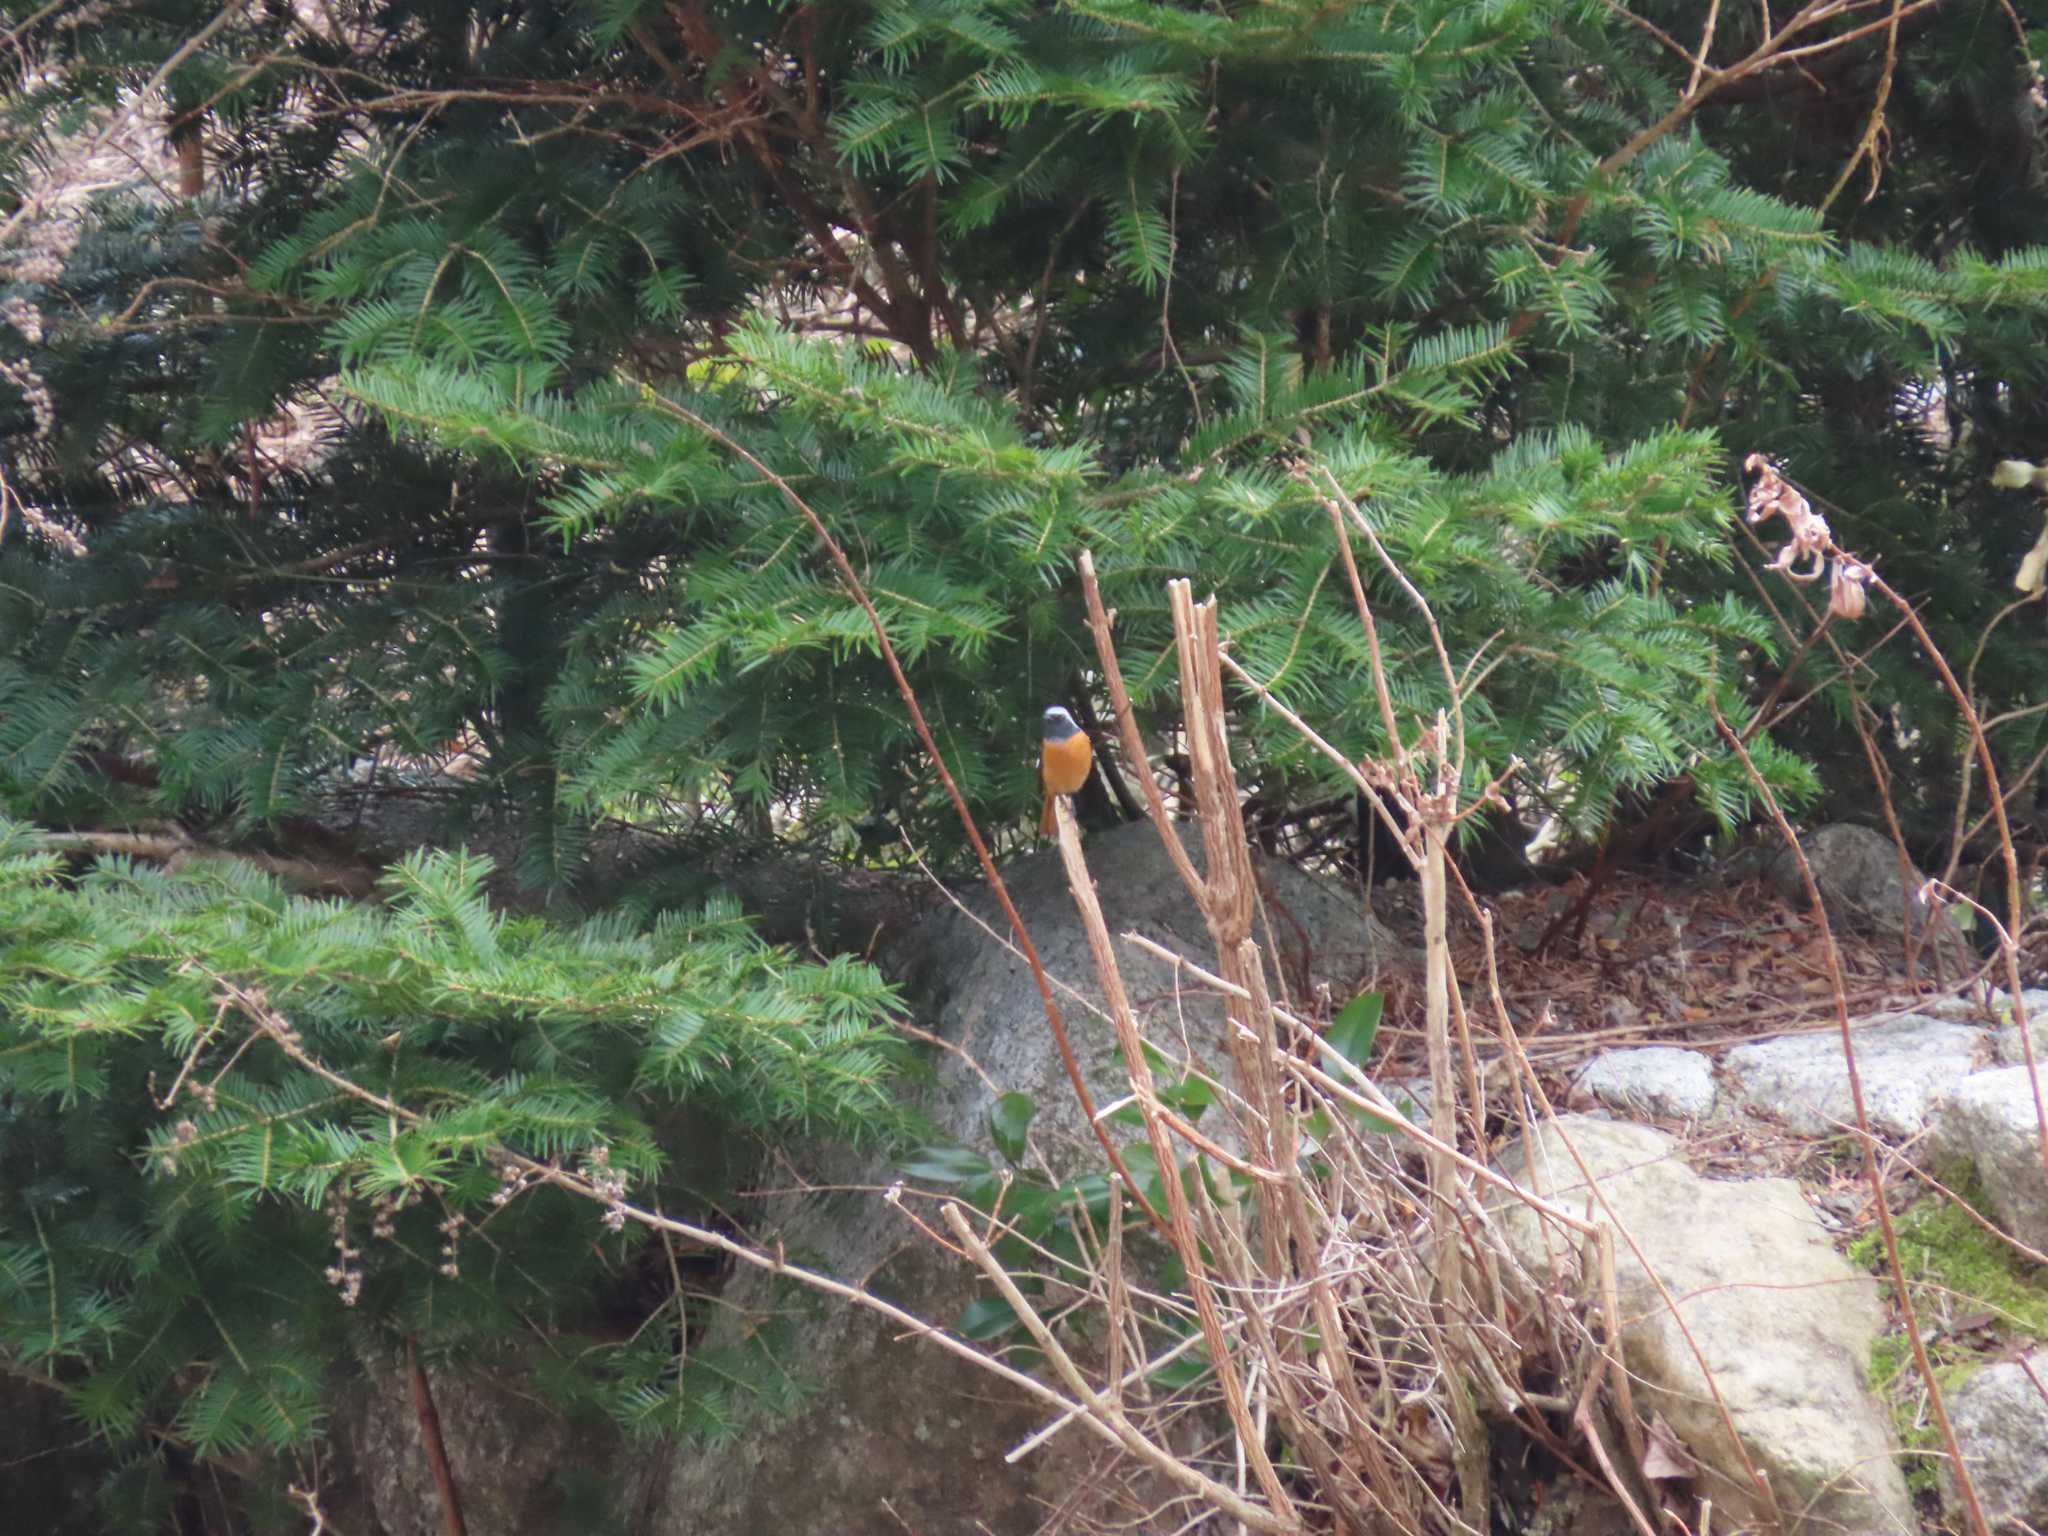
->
left=1040, top=705, right=1093, bottom=837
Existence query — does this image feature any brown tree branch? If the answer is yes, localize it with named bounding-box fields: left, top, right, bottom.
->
left=404, top=1335, right=469, bottom=1536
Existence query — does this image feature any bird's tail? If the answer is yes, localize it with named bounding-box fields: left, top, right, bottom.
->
left=1040, top=791, right=1056, bottom=838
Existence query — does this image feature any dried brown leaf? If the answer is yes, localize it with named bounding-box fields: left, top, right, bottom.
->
left=1640, top=1413, right=1697, bottom=1482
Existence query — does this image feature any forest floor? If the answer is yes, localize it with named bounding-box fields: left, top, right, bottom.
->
left=1368, top=865, right=2004, bottom=1101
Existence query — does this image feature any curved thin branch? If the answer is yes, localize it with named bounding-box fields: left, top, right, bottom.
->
left=631, top=384, right=1168, bottom=1237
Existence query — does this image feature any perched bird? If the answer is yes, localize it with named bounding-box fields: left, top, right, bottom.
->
left=1040, top=705, right=1093, bottom=837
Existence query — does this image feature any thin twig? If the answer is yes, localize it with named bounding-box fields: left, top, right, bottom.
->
left=1710, top=702, right=1991, bottom=1536
left=632, top=386, right=1167, bottom=1235
left=941, top=1203, right=1296, bottom=1535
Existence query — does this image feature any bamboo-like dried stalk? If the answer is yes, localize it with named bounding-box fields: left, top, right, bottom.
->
left=1050, top=793, right=1300, bottom=1523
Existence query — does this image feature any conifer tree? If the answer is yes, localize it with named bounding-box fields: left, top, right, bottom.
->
left=2, top=0, right=2046, bottom=1524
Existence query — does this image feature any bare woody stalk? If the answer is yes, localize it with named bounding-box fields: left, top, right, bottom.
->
left=634, top=386, right=1166, bottom=1234
left=1080, top=545, right=1546, bottom=1528
left=1125, top=926, right=1762, bottom=1535
left=1709, top=703, right=1991, bottom=1536
left=404, top=1335, right=469, bottom=1536
left=1064, top=571, right=1410, bottom=1529
left=1092, top=501, right=1527, bottom=1527
left=1081, top=565, right=1433, bottom=1536
left=1728, top=521, right=1939, bottom=985
left=1862, top=562, right=2048, bottom=1170
left=1075, top=550, right=1204, bottom=898
left=1161, top=582, right=1295, bottom=1232
left=1048, top=794, right=1299, bottom=1526
left=1081, top=577, right=1368, bottom=1531
left=1307, top=465, right=1495, bottom=1530
left=1743, top=461, right=2046, bottom=1180
left=1167, top=578, right=1412, bottom=1528
left=939, top=1201, right=1294, bottom=1535
left=1306, top=471, right=1474, bottom=1205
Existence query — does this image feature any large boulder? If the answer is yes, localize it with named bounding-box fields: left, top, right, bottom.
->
left=1569, top=1046, right=1716, bottom=1120
left=1924, top=987, right=2048, bottom=1067
left=644, top=819, right=1418, bottom=1536
left=1990, top=990, right=2048, bottom=1068
left=891, top=819, right=1417, bottom=1167
left=1947, top=1351, right=2048, bottom=1532
left=1723, top=1012, right=1989, bottom=1138
left=1929, top=1065, right=2048, bottom=1249
left=1766, top=823, right=1966, bottom=963
left=1490, top=1117, right=1912, bottom=1536
left=319, top=1344, right=647, bottom=1536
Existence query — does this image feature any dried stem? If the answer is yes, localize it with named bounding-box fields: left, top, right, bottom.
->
left=941, top=1202, right=1295, bottom=1535
left=1050, top=795, right=1298, bottom=1521
left=1710, top=703, right=1991, bottom=1536
left=1746, top=459, right=2045, bottom=1180
left=1076, top=550, right=1205, bottom=894
left=636, top=389, right=1166, bottom=1233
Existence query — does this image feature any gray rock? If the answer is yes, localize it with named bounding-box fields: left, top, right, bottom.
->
left=890, top=819, right=1418, bottom=1172
left=1930, top=1065, right=2048, bottom=1249
left=648, top=820, right=1420, bottom=1536
left=1490, top=1117, right=1912, bottom=1536
left=1924, top=990, right=1995, bottom=1022
left=1994, top=1019, right=2048, bottom=1068
left=1987, top=990, right=2048, bottom=1068
left=1724, top=1013, right=1988, bottom=1137
left=1920, top=986, right=2048, bottom=1066
left=1766, top=823, right=1966, bottom=959
left=1571, top=1046, right=1716, bottom=1120
left=1925, top=986, right=2048, bottom=1054
left=1948, top=1352, right=2048, bottom=1532
left=1988, top=987, right=2048, bottom=1016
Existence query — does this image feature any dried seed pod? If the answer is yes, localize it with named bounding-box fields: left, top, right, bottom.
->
left=1828, top=559, right=1868, bottom=620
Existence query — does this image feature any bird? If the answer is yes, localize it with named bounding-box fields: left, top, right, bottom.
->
left=1040, top=705, right=1093, bottom=837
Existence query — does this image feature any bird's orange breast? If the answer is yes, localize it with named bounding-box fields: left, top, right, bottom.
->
left=1041, top=730, right=1093, bottom=795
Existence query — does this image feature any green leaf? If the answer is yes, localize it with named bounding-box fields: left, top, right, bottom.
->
left=900, top=1144, right=994, bottom=1183
left=1156, top=1072, right=1215, bottom=1120
left=994, top=1179, right=1061, bottom=1241
left=1149, top=1350, right=1210, bottom=1390
left=959, top=1172, right=1006, bottom=1211
left=1354, top=1091, right=1424, bottom=1137
left=1326, top=992, right=1385, bottom=1068
left=988, top=1092, right=1036, bottom=1165
left=956, top=1296, right=1028, bottom=1341
left=1062, top=1174, right=1114, bottom=1224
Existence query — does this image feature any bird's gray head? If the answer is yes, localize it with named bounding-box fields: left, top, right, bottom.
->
left=1042, top=706, right=1081, bottom=740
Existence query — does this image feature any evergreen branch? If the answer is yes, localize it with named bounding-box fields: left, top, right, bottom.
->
left=223, top=979, right=1288, bottom=1533
left=1515, top=0, right=1934, bottom=338
left=626, top=383, right=1168, bottom=1236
